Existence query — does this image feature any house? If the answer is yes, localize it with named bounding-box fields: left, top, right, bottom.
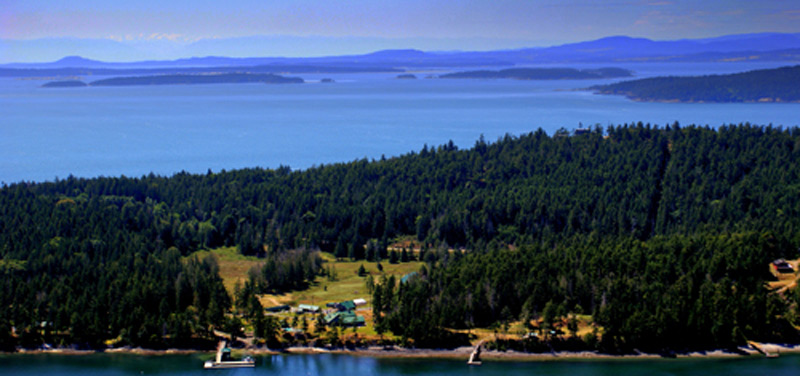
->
left=353, top=298, right=367, bottom=306
left=339, top=300, right=356, bottom=311
left=330, top=300, right=356, bottom=312
left=324, top=311, right=366, bottom=327
left=770, top=259, right=795, bottom=280
left=297, top=304, right=320, bottom=314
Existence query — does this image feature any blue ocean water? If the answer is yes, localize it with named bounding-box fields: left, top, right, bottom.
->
left=1, top=62, right=798, bottom=183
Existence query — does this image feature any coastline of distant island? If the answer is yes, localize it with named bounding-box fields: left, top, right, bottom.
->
left=590, top=65, right=800, bottom=103
left=41, top=80, right=88, bottom=88
left=3, top=64, right=403, bottom=78
left=439, top=67, right=632, bottom=80
left=42, top=73, right=304, bottom=87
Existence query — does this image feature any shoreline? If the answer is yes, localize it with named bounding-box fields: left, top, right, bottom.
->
left=13, top=343, right=800, bottom=361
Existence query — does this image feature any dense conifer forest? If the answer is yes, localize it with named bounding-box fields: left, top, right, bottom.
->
left=2, top=123, right=800, bottom=351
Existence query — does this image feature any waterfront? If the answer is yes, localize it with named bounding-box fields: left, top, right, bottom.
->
left=2, top=352, right=800, bottom=375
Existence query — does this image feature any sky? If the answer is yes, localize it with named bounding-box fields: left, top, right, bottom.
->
left=2, top=0, right=800, bottom=62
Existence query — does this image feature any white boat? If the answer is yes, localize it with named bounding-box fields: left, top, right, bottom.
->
left=204, top=341, right=255, bottom=369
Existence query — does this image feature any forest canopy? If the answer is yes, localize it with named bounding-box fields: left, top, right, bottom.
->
left=2, top=123, right=800, bottom=350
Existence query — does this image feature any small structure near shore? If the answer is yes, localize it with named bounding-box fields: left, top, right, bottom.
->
left=467, top=342, right=482, bottom=366
left=749, top=341, right=780, bottom=358
left=203, top=341, right=255, bottom=369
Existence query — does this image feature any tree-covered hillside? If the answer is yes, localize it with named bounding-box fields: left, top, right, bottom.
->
left=591, top=65, right=800, bottom=102
left=2, top=123, right=800, bottom=351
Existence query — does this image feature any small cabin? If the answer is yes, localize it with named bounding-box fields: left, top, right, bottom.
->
left=770, top=259, right=795, bottom=280
left=297, top=304, right=320, bottom=314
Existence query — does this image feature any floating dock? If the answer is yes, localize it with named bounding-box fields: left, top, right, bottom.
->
left=204, top=341, right=255, bottom=369
left=467, top=341, right=483, bottom=366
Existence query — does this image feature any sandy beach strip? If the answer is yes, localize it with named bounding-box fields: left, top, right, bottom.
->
left=13, top=343, right=800, bottom=361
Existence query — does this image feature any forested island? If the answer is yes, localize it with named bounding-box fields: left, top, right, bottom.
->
left=439, top=67, right=632, bottom=80
left=88, top=73, right=304, bottom=86
left=41, top=80, right=88, bottom=88
left=1, top=64, right=402, bottom=78
left=41, top=73, right=305, bottom=88
left=591, top=65, right=800, bottom=103
left=2, top=124, right=800, bottom=354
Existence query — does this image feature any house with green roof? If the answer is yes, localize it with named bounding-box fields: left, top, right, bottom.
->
left=324, top=311, right=365, bottom=327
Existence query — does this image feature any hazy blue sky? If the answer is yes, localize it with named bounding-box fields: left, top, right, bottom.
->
left=2, top=0, right=799, bottom=61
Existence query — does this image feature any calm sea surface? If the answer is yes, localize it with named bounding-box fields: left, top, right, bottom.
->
left=1, top=353, right=799, bottom=376
left=1, top=62, right=799, bottom=183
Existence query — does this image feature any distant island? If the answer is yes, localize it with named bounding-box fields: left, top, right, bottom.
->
left=42, top=73, right=304, bottom=87
left=439, top=67, right=632, bottom=80
left=1, top=64, right=402, bottom=78
left=41, top=80, right=88, bottom=88
left=90, top=73, right=303, bottom=86
left=396, top=74, right=417, bottom=79
left=590, top=65, right=800, bottom=103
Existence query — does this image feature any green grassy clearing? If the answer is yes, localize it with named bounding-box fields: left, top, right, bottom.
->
left=188, top=246, right=263, bottom=294
left=259, top=253, right=423, bottom=307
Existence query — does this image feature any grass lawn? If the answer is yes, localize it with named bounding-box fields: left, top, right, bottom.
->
left=192, top=247, right=424, bottom=305
left=259, top=252, right=424, bottom=308
left=188, top=246, right=263, bottom=294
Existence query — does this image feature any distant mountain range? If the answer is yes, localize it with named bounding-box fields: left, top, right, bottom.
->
left=2, top=33, right=800, bottom=71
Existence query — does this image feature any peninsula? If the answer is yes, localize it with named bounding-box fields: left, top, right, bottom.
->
left=439, top=67, right=632, bottom=80
left=590, top=65, right=800, bottom=103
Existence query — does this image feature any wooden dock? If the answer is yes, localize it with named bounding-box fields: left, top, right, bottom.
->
left=748, top=341, right=779, bottom=358
left=467, top=340, right=484, bottom=366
